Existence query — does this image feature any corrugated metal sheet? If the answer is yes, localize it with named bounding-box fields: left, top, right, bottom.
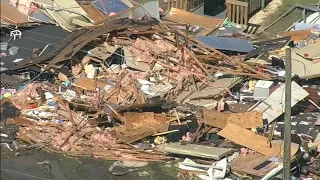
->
left=163, top=8, right=224, bottom=28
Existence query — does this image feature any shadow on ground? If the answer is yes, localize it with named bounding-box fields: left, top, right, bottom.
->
left=1, top=147, right=178, bottom=180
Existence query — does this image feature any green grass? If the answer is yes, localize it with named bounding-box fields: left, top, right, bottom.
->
left=263, top=0, right=319, bottom=33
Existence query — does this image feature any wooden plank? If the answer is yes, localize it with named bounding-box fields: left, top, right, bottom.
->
left=244, top=6, right=248, bottom=25
left=184, top=0, right=188, bottom=10
left=279, top=30, right=312, bottom=42
left=236, top=4, right=240, bottom=24
left=226, top=0, right=249, bottom=7
left=179, top=0, right=183, bottom=9
left=218, top=123, right=272, bottom=155
left=203, top=109, right=263, bottom=129
left=73, top=76, right=108, bottom=91
left=0, top=1, right=31, bottom=25
left=227, top=3, right=232, bottom=21
left=242, top=6, right=246, bottom=24
left=232, top=4, right=236, bottom=23
left=78, top=3, right=108, bottom=23
left=228, top=111, right=263, bottom=128
left=176, top=30, right=272, bottom=80
left=217, top=124, right=299, bottom=156
left=239, top=6, right=243, bottom=24
left=231, top=153, right=278, bottom=177
left=164, top=8, right=224, bottom=28
left=198, top=19, right=224, bottom=36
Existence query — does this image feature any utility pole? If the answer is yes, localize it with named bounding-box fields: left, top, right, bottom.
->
left=283, top=48, right=292, bottom=180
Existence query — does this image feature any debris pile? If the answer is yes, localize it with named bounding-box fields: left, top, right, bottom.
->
left=1, top=0, right=320, bottom=179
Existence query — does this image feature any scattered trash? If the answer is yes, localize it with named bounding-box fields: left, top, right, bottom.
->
left=1, top=1, right=320, bottom=179
left=37, top=160, right=51, bottom=165
left=108, top=163, right=135, bottom=176
left=1, top=143, right=13, bottom=151
left=138, top=171, right=150, bottom=176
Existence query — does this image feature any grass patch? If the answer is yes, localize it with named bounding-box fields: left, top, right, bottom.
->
left=263, top=0, right=319, bottom=33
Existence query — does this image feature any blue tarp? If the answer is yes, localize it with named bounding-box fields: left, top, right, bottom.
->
left=196, top=36, right=253, bottom=52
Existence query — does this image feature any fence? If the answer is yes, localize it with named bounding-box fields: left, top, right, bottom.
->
left=159, top=0, right=204, bottom=11
left=226, top=0, right=272, bottom=25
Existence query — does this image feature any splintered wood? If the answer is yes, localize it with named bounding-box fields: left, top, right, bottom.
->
left=217, top=123, right=299, bottom=157
left=116, top=112, right=170, bottom=144
left=231, top=140, right=299, bottom=176
left=8, top=12, right=290, bottom=166
left=203, top=108, right=263, bottom=129
left=18, top=123, right=171, bottom=162
left=73, top=76, right=108, bottom=91
left=231, top=152, right=278, bottom=177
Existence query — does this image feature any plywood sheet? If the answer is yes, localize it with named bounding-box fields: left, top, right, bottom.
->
left=164, top=8, right=224, bottom=28
left=203, top=108, right=228, bottom=128
left=227, top=111, right=263, bottom=128
left=252, top=81, right=309, bottom=124
left=116, top=112, right=169, bottom=143
left=279, top=30, right=312, bottom=42
left=164, top=143, right=234, bottom=160
left=218, top=124, right=299, bottom=156
left=79, top=3, right=108, bottom=22
left=73, top=76, right=108, bottom=91
left=123, top=112, right=169, bottom=133
left=203, top=109, right=263, bottom=129
left=0, top=1, right=31, bottom=24
left=232, top=140, right=299, bottom=177
left=231, top=153, right=278, bottom=177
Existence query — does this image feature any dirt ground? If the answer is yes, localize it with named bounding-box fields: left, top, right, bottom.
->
left=254, top=0, right=319, bottom=33
left=249, top=0, right=284, bottom=25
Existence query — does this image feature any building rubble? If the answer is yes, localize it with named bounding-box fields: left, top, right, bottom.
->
left=1, top=0, right=320, bottom=179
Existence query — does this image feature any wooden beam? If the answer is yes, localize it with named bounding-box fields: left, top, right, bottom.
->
left=244, top=5, right=248, bottom=25
left=176, top=30, right=271, bottom=79
left=183, top=47, right=211, bottom=77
